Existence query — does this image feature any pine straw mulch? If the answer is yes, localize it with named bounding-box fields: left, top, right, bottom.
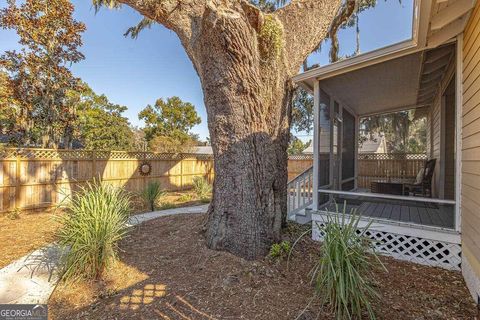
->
left=0, top=191, right=205, bottom=270
left=0, top=209, right=60, bottom=269
left=49, top=213, right=477, bottom=320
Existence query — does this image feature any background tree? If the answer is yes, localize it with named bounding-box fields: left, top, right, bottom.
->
left=131, top=126, right=148, bottom=151
left=0, top=71, right=17, bottom=136
left=94, top=0, right=342, bottom=259
left=138, top=96, right=201, bottom=152
left=69, top=83, right=135, bottom=150
left=360, top=109, right=427, bottom=153
left=288, top=136, right=311, bottom=155
left=291, top=87, right=314, bottom=134
left=0, top=0, right=85, bottom=148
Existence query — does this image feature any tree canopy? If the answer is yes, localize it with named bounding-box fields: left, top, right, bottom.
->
left=139, top=96, right=201, bottom=152
left=360, top=109, right=427, bottom=154
left=70, top=83, right=136, bottom=150
left=0, top=0, right=86, bottom=148
left=288, top=136, right=311, bottom=155
left=291, top=87, right=314, bottom=134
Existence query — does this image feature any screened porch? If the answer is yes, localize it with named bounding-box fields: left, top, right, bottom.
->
left=288, top=42, right=460, bottom=233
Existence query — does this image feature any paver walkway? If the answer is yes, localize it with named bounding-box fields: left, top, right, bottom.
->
left=0, top=204, right=209, bottom=304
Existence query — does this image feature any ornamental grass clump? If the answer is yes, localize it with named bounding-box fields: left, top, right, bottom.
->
left=141, top=181, right=165, bottom=211
left=312, top=202, right=385, bottom=320
left=57, top=182, right=132, bottom=281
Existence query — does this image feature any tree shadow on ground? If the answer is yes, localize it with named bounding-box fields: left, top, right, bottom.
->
left=48, top=212, right=323, bottom=320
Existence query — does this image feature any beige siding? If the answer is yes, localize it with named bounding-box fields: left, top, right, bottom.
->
left=462, top=0, right=480, bottom=298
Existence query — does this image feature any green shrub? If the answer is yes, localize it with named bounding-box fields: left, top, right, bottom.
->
left=312, top=203, right=385, bottom=319
left=141, top=181, right=165, bottom=211
left=269, top=241, right=291, bottom=259
left=178, top=193, right=193, bottom=203
left=57, top=182, right=132, bottom=281
left=192, top=176, right=212, bottom=200
left=7, top=208, right=21, bottom=220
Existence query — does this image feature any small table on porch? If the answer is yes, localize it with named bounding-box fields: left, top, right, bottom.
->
left=370, top=180, right=405, bottom=196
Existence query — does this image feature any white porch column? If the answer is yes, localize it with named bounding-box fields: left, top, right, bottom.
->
left=312, top=80, right=321, bottom=211
left=455, top=34, right=463, bottom=232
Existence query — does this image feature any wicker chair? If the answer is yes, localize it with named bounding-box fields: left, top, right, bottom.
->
left=404, top=159, right=436, bottom=197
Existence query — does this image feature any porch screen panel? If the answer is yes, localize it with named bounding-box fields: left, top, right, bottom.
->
left=342, top=109, right=355, bottom=191
left=318, top=90, right=331, bottom=205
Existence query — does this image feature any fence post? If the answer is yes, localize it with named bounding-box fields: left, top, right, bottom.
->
left=180, top=157, right=184, bottom=191
left=143, top=152, right=147, bottom=191
left=91, top=151, right=96, bottom=181
left=14, top=153, right=21, bottom=210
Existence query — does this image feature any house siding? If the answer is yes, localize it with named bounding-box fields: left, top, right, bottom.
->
left=462, top=0, right=480, bottom=301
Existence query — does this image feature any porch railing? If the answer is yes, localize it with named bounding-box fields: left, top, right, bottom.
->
left=287, top=165, right=313, bottom=215
left=357, top=153, right=427, bottom=189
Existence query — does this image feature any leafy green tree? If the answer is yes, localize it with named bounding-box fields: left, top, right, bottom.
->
left=0, top=71, right=17, bottom=136
left=69, top=84, right=135, bottom=150
left=288, top=136, right=311, bottom=155
left=360, top=110, right=427, bottom=154
left=0, top=0, right=85, bottom=148
left=147, top=135, right=197, bottom=153
left=138, top=96, right=201, bottom=151
left=291, top=88, right=314, bottom=134
left=131, top=126, right=147, bottom=151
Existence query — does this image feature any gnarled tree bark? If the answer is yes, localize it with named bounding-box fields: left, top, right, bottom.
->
left=107, top=0, right=342, bottom=259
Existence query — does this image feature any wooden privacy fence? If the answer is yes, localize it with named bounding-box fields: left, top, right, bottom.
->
left=357, top=153, right=428, bottom=188
left=0, top=149, right=314, bottom=213
left=287, top=154, right=313, bottom=181
left=0, top=149, right=427, bottom=212
left=0, top=148, right=215, bottom=213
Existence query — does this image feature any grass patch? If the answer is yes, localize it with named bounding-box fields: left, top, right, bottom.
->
left=157, top=202, right=178, bottom=210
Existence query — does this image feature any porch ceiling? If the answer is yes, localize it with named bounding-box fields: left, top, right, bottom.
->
left=320, top=51, right=424, bottom=116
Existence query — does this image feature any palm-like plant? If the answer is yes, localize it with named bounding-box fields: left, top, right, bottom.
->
left=192, top=176, right=212, bottom=201
left=57, top=182, right=131, bottom=281
left=141, top=181, right=165, bottom=211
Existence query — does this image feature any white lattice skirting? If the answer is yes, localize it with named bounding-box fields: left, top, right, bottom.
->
left=312, top=214, right=462, bottom=271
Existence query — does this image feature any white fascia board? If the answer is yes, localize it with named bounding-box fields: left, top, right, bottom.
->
left=292, top=40, right=418, bottom=84
left=292, top=0, right=430, bottom=85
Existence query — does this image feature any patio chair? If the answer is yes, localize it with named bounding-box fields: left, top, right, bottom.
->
left=404, top=159, right=436, bottom=197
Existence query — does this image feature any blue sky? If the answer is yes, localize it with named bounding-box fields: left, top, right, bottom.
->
left=0, top=0, right=414, bottom=141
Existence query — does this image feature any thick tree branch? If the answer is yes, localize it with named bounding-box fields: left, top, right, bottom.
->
left=328, top=0, right=356, bottom=62
left=275, top=0, right=343, bottom=74
left=115, top=0, right=206, bottom=53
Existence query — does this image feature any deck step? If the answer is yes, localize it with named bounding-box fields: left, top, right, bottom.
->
left=289, top=207, right=313, bottom=224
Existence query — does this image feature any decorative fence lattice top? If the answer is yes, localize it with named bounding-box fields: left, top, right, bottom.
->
left=0, top=148, right=215, bottom=160
left=288, top=154, right=313, bottom=160
left=0, top=148, right=315, bottom=161
left=358, top=153, right=428, bottom=160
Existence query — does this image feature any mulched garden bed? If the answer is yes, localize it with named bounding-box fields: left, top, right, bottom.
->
left=0, top=210, right=59, bottom=269
left=49, top=213, right=477, bottom=319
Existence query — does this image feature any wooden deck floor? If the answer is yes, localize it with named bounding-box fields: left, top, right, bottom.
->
left=322, top=200, right=455, bottom=229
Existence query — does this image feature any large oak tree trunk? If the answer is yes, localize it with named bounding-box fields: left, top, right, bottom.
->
left=195, top=3, right=294, bottom=259
left=113, top=0, right=341, bottom=260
